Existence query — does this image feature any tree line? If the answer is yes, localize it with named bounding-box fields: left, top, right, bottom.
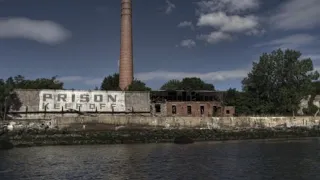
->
left=0, top=48, right=319, bottom=118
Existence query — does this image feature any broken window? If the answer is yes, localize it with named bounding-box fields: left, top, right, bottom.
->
left=155, top=104, right=161, bottom=113
left=187, top=105, right=192, bottom=115
left=213, top=106, right=218, bottom=116
left=200, top=105, right=204, bottom=115
left=172, top=105, right=176, bottom=114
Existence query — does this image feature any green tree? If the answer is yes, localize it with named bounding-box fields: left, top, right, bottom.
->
left=12, top=75, right=63, bottom=89
left=100, top=73, right=120, bottom=90
left=128, top=79, right=151, bottom=91
left=160, top=79, right=181, bottom=90
left=311, top=81, right=320, bottom=94
left=224, top=88, right=238, bottom=106
left=100, top=73, right=151, bottom=91
left=302, top=81, right=320, bottom=115
left=0, top=75, right=63, bottom=119
left=160, top=77, right=215, bottom=91
left=242, top=49, right=319, bottom=115
left=223, top=88, right=254, bottom=116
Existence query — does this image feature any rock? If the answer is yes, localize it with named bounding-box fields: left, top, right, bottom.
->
left=173, top=135, right=194, bottom=144
left=0, top=139, right=14, bottom=150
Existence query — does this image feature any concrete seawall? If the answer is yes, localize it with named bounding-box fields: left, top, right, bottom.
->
left=3, top=115, right=320, bottom=131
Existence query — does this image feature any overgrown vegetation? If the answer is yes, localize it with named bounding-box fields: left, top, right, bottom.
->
left=100, top=73, right=151, bottom=91
left=1, top=49, right=319, bottom=117
left=224, top=49, right=319, bottom=116
left=160, top=77, right=215, bottom=91
left=0, top=75, right=63, bottom=119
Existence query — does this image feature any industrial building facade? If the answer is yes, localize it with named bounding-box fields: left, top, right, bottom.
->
left=10, top=89, right=235, bottom=117
left=150, top=90, right=235, bottom=117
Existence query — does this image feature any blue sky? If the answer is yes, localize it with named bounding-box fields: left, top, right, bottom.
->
left=0, top=0, right=319, bottom=90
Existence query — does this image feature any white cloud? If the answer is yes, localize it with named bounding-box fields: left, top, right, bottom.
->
left=179, top=39, right=196, bottom=48
left=302, top=54, right=320, bottom=61
left=197, top=12, right=259, bottom=33
left=270, top=0, right=320, bottom=30
left=60, top=67, right=250, bottom=87
left=165, top=0, right=175, bottom=14
left=193, top=1, right=262, bottom=44
left=135, top=69, right=249, bottom=82
left=196, top=0, right=260, bottom=14
left=254, top=34, right=317, bottom=49
left=245, top=28, right=265, bottom=36
left=58, top=76, right=102, bottom=86
left=197, top=31, right=232, bottom=44
left=0, top=17, right=71, bottom=45
left=177, top=21, right=194, bottom=30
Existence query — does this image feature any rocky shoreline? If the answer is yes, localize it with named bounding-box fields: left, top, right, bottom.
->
left=1, top=125, right=320, bottom=148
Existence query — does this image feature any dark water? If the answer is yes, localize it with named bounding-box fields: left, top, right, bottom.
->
left=1, top=138, right=320, bottom=180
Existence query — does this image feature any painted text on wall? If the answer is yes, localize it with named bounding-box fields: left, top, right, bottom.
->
left=39, top=90, right=126, bottom=112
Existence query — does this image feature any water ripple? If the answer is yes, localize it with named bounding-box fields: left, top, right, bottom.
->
left=0, top=138, right=319, bottom=180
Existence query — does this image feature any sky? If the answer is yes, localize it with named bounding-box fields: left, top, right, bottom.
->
left=0, top=0, right=320, bottom=91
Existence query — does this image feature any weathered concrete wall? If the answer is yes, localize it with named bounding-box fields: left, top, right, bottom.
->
left=11, top=89, right=150, bottom=113
left=125, top=91, right=150, bottom=112
left=13, top=89, right=39, bottom=112
left=55, top=116, right=319, bottom=129
left=151, top=103, right=167, bottom=116
left=4, top=116, right=320, bottom=131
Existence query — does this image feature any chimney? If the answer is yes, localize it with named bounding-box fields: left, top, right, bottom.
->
left=119, top=0, right=133, bottom=90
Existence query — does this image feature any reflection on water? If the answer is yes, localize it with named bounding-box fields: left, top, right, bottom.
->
left=0, top=138, right=320, bottom=180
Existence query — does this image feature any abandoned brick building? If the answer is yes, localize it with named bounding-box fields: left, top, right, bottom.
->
left=150, top=90, right=235, bottom=117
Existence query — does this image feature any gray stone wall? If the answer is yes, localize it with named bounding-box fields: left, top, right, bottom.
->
left=4, top=116, right=320, bottom=131
left=125, top=91, right=150, bottom=112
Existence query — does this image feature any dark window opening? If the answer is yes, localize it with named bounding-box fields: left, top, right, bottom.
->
left=172, top=105, right=176, bottom=114
left=187, top=106, right=192, bottom=115
left=155, top=104, right=161, bottom=113
left=182, top=92, right=187, bottom=101
left=226, top=110, right=230, bottom=114
left=200, top=105, right=204, bottom=115
left=213, top=106, right=218, bottom=116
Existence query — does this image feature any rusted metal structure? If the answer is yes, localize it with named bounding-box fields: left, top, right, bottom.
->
left=119, top=0, right=133, bottom=90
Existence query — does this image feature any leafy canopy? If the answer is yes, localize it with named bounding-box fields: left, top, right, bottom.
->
left=241, top=49, right=319, bottom=115
left=160, top=77, right=215, bottom=91
left=100, top=73, right=151, bottom=91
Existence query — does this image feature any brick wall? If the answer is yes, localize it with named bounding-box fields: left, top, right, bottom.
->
left=165, top=101, right=227, bottom=117
left=223, top=106, right=235, bottom=116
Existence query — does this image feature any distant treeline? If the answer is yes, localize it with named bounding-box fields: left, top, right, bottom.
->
left=1, top=49, right=319, bottom=118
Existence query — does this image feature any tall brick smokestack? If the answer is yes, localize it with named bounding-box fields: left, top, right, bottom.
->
left=119, top=0, right=133, bottom=90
